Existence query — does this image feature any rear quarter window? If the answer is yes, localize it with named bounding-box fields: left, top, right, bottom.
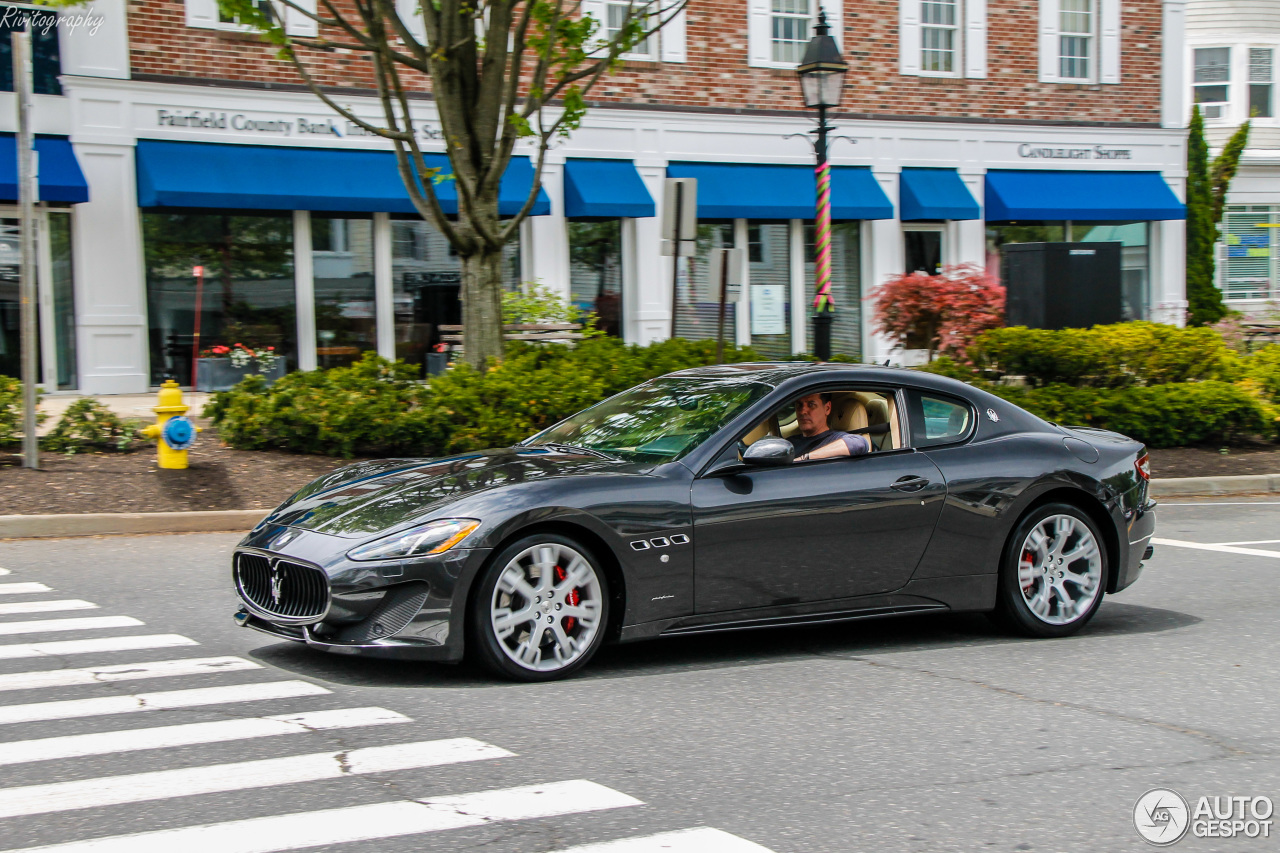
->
left=908, top=391, right=974, bottom=447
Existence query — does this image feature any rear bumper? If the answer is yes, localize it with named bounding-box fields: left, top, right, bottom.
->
left=234, top=609, right=460, bottom=662
left=1115, top=497, right=1157, bottom=593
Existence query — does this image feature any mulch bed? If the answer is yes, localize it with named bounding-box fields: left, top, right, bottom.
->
left=1, top=431, right=1277, bottom=516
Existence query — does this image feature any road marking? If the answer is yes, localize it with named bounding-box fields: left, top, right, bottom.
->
left=0, top=707, right=411, bottom=767
left=0, top=656, right=260, bottom=693
left=0, top=600, right=97, bottom=616
left=1161, top=502, right=1280, bottom=506
left=0, top=569, right=9, bottom=576
left=0, top=584, right=51, bottom=595
left=0, top=635, right=198, bottom=661
left=1151, top=538, right=1280, bottom=560
left=1212, top=539, right=1280, bottom=546
left=0, top=680, right=330, bottom=726
left=0, top=738, right=514, bottom=819
left=0, top=617, right=144, bottom=637
left=554, top=828, right=777, bottom=853
left=4, top=780, right=641, bottom=853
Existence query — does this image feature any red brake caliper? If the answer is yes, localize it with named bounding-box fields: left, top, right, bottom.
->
left=554, top=565, right=580, bottom=633
left=1022, top=551, right=1036, bottom=594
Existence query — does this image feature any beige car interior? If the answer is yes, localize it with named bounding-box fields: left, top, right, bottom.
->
left=741, top=390, right=902, bottom=452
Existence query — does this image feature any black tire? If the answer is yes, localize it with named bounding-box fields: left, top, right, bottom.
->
left=467, top=533, right=610, bottom=682
left=991, top=502, right=1108, bottom=638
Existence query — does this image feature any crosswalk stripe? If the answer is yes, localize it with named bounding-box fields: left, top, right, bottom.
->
left=0, top=707, right=411, bottom=767
left=0, top=656, right=259, bottom=693
left=0, top=617, right=144, bottom=637
left=0, top=584, right=51, bottom=595
left=0, top=635, right=198, bottom=661
left=0, top=600, right=97, bottom=616
left=553, top=828, right=777, bottom=852
left=0, top=738, right=514, bottom=819
left=4, top=779, right=641, bottom=853
left=0, top=568, right=9, bottom=576
left=0, top=680, right=330, bottom=726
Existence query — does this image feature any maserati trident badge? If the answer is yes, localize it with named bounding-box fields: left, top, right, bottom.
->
left=269, top=567, right=285, bottom=607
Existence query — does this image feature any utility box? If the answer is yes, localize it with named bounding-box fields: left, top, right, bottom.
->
left=1002, top=242, right=1123, bottom=329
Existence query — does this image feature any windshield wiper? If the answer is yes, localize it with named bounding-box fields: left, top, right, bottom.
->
left=530, top=442, right=615, bottom=459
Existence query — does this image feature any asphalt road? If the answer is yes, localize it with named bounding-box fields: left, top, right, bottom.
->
left=0, top=499, right=1277, bottom=852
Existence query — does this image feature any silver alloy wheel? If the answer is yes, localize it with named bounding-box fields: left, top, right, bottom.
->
left=489, top=542, right=604, bottom=672
left=1017, top=513, right=1103, bottom=626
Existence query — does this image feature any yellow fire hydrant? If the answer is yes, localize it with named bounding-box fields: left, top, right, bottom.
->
left=141, top=379, right=201, bottom=469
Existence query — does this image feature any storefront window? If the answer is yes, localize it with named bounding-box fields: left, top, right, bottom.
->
left=805, top=222, right=862, bottom=360
left=568, top=220, right=623, bottom=337
left=674, top=222, right=735, bottom=344
left=748, top=222, right=791, bottom=359
left=0, top=219, right=17, bottom=379
left=904, top=229, right=943, bottom=274
left=1221, top=206, right=1280, bottom=302
left=49, top=211, right=76, bottom=388
left=312, top=216, right=376, bottom=369
left=391, top=218, right=521, bottom=377
left=985, top=222, right=1149, bottom=321
left=144, top=213, right=295, bottom=385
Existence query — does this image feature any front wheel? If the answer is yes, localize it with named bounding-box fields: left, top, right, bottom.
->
left=992, top=503, right=1108, bottom=638
left=468, top=534, right=609, bottom=682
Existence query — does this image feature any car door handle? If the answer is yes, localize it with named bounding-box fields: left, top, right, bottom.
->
left=890, top=475, right=930, bottom=492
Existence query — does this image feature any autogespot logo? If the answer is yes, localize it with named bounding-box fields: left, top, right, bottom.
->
left=1134, top=789, right=1191, bottom=846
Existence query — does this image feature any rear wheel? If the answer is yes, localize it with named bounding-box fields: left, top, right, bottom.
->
left=992, top=503, right=1107, bottom=638
left=468, top=534, right=609, bottom=682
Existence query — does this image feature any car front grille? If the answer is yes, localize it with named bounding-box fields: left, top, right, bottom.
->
left=236, top=552, right=329, bottom=620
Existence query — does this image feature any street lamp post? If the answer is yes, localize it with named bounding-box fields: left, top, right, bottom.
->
left=796, top=10, right=848, bottom=362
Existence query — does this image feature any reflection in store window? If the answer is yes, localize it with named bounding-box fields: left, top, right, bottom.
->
left=568, top=220, right=623, bottom=337
left=748, top=222, right=791, bottom=359
left=805, top=221, right=862, bottom=360
left=144, top=213, right=295, bottom=385
left=312, top=216, right=376, bottom=369
left=674, top=222, right=735, bottom=345
left=49, top=212, right=76, bottom=388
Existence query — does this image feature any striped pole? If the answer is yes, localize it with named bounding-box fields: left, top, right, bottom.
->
left=813, top=160, right=834, bottom=311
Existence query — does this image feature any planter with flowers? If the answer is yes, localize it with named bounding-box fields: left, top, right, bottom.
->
left=195, top=344, right=286, bottom=391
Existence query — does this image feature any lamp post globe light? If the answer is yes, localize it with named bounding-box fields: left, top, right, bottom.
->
left=796, top=10, right=848, bottom=361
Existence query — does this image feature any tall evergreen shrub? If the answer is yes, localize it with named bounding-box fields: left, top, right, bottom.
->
left=1186, top=106, right=1225, bottom=326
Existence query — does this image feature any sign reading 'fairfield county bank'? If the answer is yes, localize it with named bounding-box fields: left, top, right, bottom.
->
left=155, top=109, right=443, bottom=141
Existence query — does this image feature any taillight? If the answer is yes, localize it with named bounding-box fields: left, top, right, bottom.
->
left=1135, top=453, right=1150, bottom=482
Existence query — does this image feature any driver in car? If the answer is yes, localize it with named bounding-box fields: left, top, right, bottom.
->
left=788, top=393, right=871, bottom=462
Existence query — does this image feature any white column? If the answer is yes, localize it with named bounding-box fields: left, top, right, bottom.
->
left=1161, top=0, right=1188, bottom=129
left=620, top=216, right=640, bottom=345
left=1152, top=218, right=1187, bottom=326
left=635, top=164, right=668, bottom=343
left=527, top=159, right=570, bottom=299
left=956, top=170, right=988, bottom=267
left=72, top=142, right=148, bottom=393
left=734, top=218, right=750, bottom=347
left=36, top=207, right=57, bottom=388
left=864, top=171, right=903, bottom=363
left=373, top=212, right=395, bottom=359
left=789, top=219, right=806, bottom=354
left=293, top=210, right=317, bottom=371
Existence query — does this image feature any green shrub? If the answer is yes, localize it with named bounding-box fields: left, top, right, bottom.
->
left=40, top=399, right=143, bottom=454
left=969, top=322, right=1242, bottom=388
left=1243, top=344, right=1280, bottom=404
left=206, top=337, right=759, bottom=457
left=991, top=380, right=1274, bottom=447
left=0, top=375, right=44, bottom=447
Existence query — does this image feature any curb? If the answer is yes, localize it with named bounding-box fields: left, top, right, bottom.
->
left=0, top=510, right=265, bottom=540
left=1, top=475, right=1276, bottom=540
left=1148, top=473, right=1280, bottom=498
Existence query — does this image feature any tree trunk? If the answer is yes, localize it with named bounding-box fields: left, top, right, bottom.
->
left=460, top=247, right=505, bottom=369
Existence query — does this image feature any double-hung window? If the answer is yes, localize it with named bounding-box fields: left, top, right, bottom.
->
left=606, top=1, right=655, bottom=60
left=186, top=0, right=318, bottom=36
left=1251, top=48, right=1274, bottom=119
left=1193, top=47, right=1231, bottom=119
left=1058, top=0, right=1093, bottom=80
left=771, top=0, right=811, bottom=64
left=921, top=0, right=958, bottom=74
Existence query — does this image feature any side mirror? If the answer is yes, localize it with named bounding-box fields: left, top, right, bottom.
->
left=741, top=437, right=795, bottom=467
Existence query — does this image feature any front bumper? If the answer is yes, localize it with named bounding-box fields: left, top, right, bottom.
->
left=234, top=609, right=459, bottom=661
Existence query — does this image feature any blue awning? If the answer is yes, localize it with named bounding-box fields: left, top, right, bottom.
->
left=665, top=162, right=893, bottom=220
left=564, top=159, right=655, bottom=218
left=900, top=168, right=980, bottom=220
left=135, top=140, right=550, bottom=215
left=985, top=170, right=1185, bottom=221
left=0, top=135, right=89, bottom=203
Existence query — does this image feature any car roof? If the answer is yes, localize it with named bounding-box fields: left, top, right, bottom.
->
left=665, top=361, right=961, bottom=391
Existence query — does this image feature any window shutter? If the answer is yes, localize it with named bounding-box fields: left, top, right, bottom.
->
left=185, top=0, right=219, bottom=29
left=396, top=0, right=427, bottom=45
left=748, top=0, right=772, bottom=67
left=900, top=0, right=921, bottom=76
left=819, top=0, right=842, bottom=49
left=661, top=5, right=687, bottom=63
left=1099, top=0, right=1120, bottom=83
left=285, top=0, right=318, bottom=37
left=582, top=0, right=608, bottom=51
left=1038, top=0, right=1060, bottom=83
left=965, top=0, right=987, bottom=78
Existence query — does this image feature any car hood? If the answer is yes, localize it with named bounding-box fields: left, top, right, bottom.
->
left=262, top=447, right=645, bottom=538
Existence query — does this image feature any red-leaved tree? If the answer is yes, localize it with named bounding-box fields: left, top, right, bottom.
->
left=870, top=264, right=1005, bottom=362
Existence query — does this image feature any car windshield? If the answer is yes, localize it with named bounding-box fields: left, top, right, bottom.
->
left=525, top=376, right=772, bottom=463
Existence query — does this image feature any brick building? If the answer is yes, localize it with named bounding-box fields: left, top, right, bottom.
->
left=2, top=0, right=1189, bottom=392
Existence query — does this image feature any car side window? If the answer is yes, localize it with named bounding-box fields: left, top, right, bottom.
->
left=909, top=392, right=973, bottom=447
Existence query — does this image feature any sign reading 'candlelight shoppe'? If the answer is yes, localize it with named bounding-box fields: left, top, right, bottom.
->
left=1017, top=143, right=1133, bottom=160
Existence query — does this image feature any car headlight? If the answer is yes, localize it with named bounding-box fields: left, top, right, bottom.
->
left=347, top=519, right=480, bottom=561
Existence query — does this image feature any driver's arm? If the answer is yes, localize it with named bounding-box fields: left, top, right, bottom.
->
left=796, top=433, right=871, bottom=462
